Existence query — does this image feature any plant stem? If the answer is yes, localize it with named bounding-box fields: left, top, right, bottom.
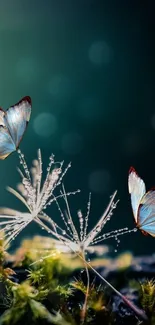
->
left=35, top=217, right=148, bottom=322
left=81, top=258, right=148, bottom=322
left=80, top=251, right=90, bottom=324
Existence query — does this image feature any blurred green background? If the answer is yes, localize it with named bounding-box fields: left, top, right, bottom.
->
left=0, top=0, right=154, bottom=255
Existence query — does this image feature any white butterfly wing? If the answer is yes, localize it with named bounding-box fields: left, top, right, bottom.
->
left=128, top=167, right=146, bottom=222
left=0, top=126, right=16, bottom=159
left=5, top=96, right=32, bottom=148
left=0, top=109, right=5, bottom=127
left=137, top=190, right=155, bottom=237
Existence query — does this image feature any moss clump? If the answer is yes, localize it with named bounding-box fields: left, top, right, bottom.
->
left=139, top=279, right=155, bottom=324
left=140, top=279, right=155, bottom=312
left=0, top=281, right=74, bottom=325
left=0, top=235, right=151, bottom=325
left=72, top=280, right=106, bottom=311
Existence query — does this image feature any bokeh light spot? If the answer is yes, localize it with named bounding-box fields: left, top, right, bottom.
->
left=88, top=169, right=111, bottom=193
left=88, top=41, right=112, bottom=65
left=48, top=74, right=71, bottom=99
left=33, top=113, right=57, bottom=137
left=61, top=132, right=83, bottom=155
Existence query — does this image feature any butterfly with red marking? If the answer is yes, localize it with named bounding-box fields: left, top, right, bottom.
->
left=0, top=96, right=31, bottom=159
left=128, top=167, right=155, bottom=237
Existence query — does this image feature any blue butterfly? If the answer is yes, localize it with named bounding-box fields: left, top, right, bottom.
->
left=0, top=96, right=31, bottom=159
left=128, top=167, right=155, bottom=237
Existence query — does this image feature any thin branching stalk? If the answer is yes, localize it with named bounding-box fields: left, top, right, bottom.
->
left=81, top=257, right=148, bottom=322
left=30, top=217, right=148, bottom=322
left=80, top=251, right=90, bottom=323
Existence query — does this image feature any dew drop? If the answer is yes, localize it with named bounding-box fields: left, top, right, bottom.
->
left=96, top=226, right=101, bottom=233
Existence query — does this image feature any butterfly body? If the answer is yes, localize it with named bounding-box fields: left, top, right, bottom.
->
left=128, top=167, right=155, bottom=237
left=0, top=96, right=31, bottom=159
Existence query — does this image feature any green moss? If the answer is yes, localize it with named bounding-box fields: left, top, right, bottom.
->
left=0, top=282, right=73, bottom=325
left=140, top=279, right=155, bottom=313
left=71, top=279, right=110, bottom=324
left=0, top=235, right=149, bottom=325
left=28, top=254, right=72, bottom=294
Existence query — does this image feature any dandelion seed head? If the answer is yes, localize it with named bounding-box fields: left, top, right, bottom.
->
left=0, top=149, right=134, bottom=258
left=15, top=150, right=69, bottom=215
left=0, top=149, right=74, bottom=245
left=44, top=188, right=130, bottom=257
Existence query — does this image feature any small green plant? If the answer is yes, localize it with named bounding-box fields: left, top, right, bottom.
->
left=28, top=252, right=73, bottom=291
left=0, top=236, right=16, bottom=311
left=140, top=279, right=155, bottom=313
left=71, top=279, right=110, bottom=323
left=0, top=281, right=70, bottom=325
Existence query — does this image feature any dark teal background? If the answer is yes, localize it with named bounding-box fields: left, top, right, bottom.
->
left=0, top=0, right=154, bottom=255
